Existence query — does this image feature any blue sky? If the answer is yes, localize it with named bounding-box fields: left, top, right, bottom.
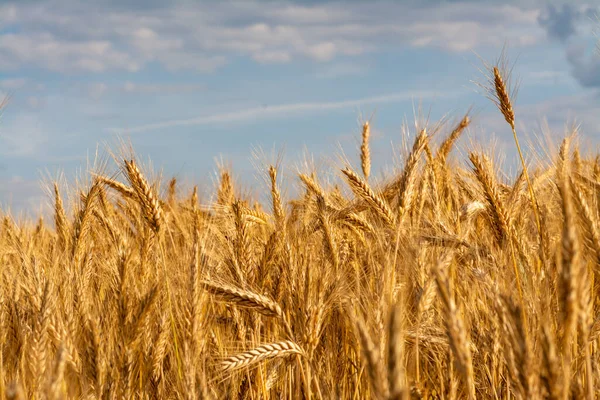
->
left=0, top=0, right=599, bottom=214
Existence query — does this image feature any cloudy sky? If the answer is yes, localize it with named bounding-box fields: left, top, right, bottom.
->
left=0, top=0, right=599, bottom=214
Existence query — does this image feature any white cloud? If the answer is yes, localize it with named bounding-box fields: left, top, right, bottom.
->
left=109, top=89, right=452, bottom=134
left=129, top=27, right=184, bottom=56
left=0, top=32, right=139, bottom=72
left=0, top=1, right=555, bottom=73
left=306, top=42, right=336, bottom=62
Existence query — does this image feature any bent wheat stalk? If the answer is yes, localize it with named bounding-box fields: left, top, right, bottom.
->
left=202, top=281, right=283, bottom=319
left=203, top=281, right=294, bottom=338
left=221, top=341, right=304, bottom=372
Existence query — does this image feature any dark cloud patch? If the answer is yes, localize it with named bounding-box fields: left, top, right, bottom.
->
left=566, top=42, right=600, bottom=87
left=538, top=4, right=580, bottom=41
left=536, top=3, right=600, bottom=88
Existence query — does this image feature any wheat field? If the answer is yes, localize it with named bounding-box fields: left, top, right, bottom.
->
left=1, top=61, right=600, bottom=399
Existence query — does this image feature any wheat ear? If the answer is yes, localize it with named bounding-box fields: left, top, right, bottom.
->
left=124, top=159, right=163, bottom=234
left=437, top=114, right=470, bottom=163
left=202, top=281, right=283, bottom=319
left=221, top=341, right=304, bottom=372
left=94, top=174, right=136, bottom=199
left=342, top=168, right=395, bottom=226
left=361, top=121, right=371, bottom=180
left=53, top=182, right=69, bottom=248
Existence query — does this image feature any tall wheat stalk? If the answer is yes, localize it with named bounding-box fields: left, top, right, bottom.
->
left=485, top=61, right=543, bottom=273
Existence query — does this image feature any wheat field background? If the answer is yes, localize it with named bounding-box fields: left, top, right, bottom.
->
left=1, top=57, right=600, bottom=399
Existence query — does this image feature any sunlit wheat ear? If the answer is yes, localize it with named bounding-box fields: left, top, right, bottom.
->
left=94, top=174, right=136, bottom=199
left=269, top=166, right=285, bottom=230
left=202, top=281, right=284, bottom=319
left=299, top=173, right=326, bottom=199
left=383, top=127, right=428, bottom=219
left=459, top=201, right=485, bottom=223
left=167, top=177, right=177, bottom=205
left=342, top=167, right=395, bottom=226
left=315, top=194, right=340, bottom=272
left=72, top=181, right=101, bottom=260
left=221, top=341, right=304, bottom=372
left=124, top=159, right=163, bottom=234
left=571, top=179, right=600, bottom=257
left=476, top=50, right=517, bottom=129
left=240, top=205, right=269, bottom=225
left=469, top=153, right=510, bottom=245
left=53, top=182, right=69, bottom=248
left=492, top=66, right=515, bottom=129
left=217, top=170, right=234, bottom=206
left=437, top=113, right=470, bottom=163
left=361, top=121, right=371, bottom=180
left=190, top=185, right=198, bottom=209
left=341, top=212, right=374, bottom=234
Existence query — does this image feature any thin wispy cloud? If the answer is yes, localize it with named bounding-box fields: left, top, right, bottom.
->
left=109, top=90, right=450, bottom=134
